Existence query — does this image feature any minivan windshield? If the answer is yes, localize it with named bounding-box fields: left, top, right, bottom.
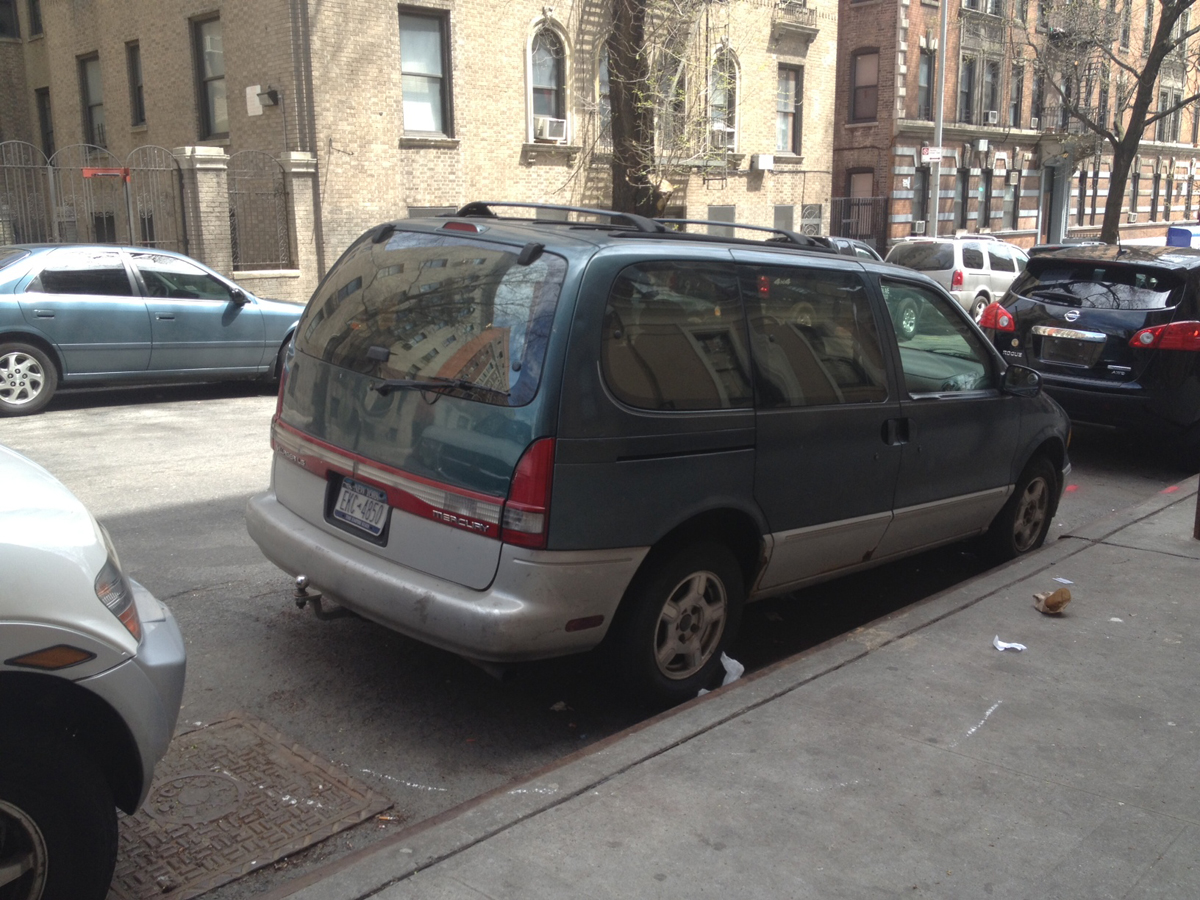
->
left=294, top=230, right=566, bottom=406
left=1012, top=261, right=1183, bottom=310
left=886, top=242, right=954, bottom=271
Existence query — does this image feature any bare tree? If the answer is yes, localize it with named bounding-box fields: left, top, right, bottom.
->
left=1024, top=0, right=1200, bottom=241
left=602, top=0, right=740, bottom=216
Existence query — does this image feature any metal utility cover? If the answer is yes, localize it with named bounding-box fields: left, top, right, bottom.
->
left=110, top=713, right=392, bottom=900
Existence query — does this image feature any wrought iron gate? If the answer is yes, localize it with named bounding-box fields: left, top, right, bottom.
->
left=0, top=141, right=186, bottom=252
left=227, top=150, right=292, bottom=270
left=830, top=196, right=889, bottom=249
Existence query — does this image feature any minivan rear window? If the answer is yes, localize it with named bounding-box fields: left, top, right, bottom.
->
left=294, top=230, right=566, bottom=406
left=887, top=242, right=953, bottom=271
left=1013, top=262, right=1184, bottom=310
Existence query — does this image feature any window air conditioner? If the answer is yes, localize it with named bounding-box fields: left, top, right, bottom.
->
left=1029, top=116, right=1040, bottom=130
left=1008, top=169, right=1020, bottom=184
left=534, top=116, right=568, bottom=142
left=711, top=125, right=735, bottom=149
left=1127, top=211, right=1139, bottom=223
left=987, top=110, right=1000, bottom=125
left=912, top=219, right=927, bottom=234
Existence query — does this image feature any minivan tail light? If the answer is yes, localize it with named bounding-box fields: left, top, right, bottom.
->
left=501, top=438, right=555, bottom=549
left=1129, top=320, right=1200, bottom=351
left=979, top=302, right=1015, bottom=332
left=951, top=269, right=965, bottom=289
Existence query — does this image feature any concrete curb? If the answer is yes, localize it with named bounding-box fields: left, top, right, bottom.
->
left=266, top=473, right=1199, bottom=900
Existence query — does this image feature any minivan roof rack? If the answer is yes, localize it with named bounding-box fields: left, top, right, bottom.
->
left=654, top=218, right=835, bottom=252
left=451, top=201, right=665, bottom=234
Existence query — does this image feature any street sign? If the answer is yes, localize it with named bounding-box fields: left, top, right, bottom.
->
left=920, top=146, right=943, bottom=163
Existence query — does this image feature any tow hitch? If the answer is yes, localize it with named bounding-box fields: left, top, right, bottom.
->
left=293, top=575, right=356, bottom=620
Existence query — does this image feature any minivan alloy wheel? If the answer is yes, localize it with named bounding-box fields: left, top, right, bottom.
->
left=0, top=799, right=49, bottom=900
left=1011, top=474, right=1051, bottom=552
left=654, top=570, right=728, bottom=680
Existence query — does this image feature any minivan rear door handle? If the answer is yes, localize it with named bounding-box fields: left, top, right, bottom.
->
left=882, top=417, right=910, bottom=446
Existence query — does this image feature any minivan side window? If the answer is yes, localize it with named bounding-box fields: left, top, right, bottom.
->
left=742, top=266, right=888, bottom=408
left=961, top=243, right=986, bottom=270
left=880, top=280, right=991, bottom=394
left=988, top=244, right=1016, bottom=272
left=602, top=262, right=752, bottom=411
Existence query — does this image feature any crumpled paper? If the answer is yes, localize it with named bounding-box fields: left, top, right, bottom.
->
left=993, top=635, right=1027, bottom=652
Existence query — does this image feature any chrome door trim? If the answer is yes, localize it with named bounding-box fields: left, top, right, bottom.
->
left=755, top=509, right=893, bottom=591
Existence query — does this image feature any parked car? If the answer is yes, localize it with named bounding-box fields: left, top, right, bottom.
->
left=0, top=443, right=186, bottom=899
left=246, top=202, right=1071, bottom=706
left=981, top=245, right=1200, bottom=466
left=0, top=245, right=302, bottom=416
left=823, top=236, right=885, bottom=261
left=1028, top=239, right=1106, bottom=256
left=885, top=236, right=1029, bottom=320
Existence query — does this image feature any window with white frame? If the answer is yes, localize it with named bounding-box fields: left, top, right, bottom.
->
left=709, top=49, right=737, bottom=149
left=530, top=25, right=568, bottom=142
left=399, top=9, right=451, bottom=136
left=193, top=17, right=227, bottom=139
left=851, top=51, right=879, bottom=122
left=597, top=46, right=612, bottom=151
left=776, top=66, right=802, bottom=154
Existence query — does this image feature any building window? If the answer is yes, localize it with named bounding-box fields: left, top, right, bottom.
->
left=1121, top=0, right=1132, bottom=49
left=983, top=60, right=1000, bottom=121
left=399, top=9, right=451, bottom=135
left=981, top=169, right=994, bottom=227
left=0, top=0, right=18, bottom=38
left=1031, top=72, right=1044, bottom=125
left=1004, top=178, right=1019, bottom=229
left=1143, top=0, right=1154, bottom=54
left=956, top=167, right=970, bottom=229
left=1010, top=64, right=1024, bottom=127
left=963, top=0, right=980, bottom=9
left=917, top=50, right=934, bottom=120
left=1155, top=90, right=1181, bottom=142
left=959, top=56, right=976, bottom=124
left=194, top=18, right=227, bottom=138
left=79, top=56, right=106, bottom=147
left=1131, top=167, right=1141, bottom=215
left=1077, top=168, right=1088, bottom=224
left=27, top=0, right=40, bottom=35
left=35, top=87, right=52, bottom=156
left=709, top=49, right=737, bottom=149
left=531, top=25, right=566, bottom=134
left=851, top=51, right=878, bottom=122
left=1098, top=78, right=1110, bottom=129
left=1150, top=172, right=1160, bottom=220
left=597, top=47, right=611, bottom=150
left=986, top=0, right=1003, bottom=15
left=913, top=166, right=930, bottom=228
left=776, top=66, right=802, bottom=154
left=707, top=205, right=737, bottom=238
left=773, top=204, right=794, bottom=231
left=127, top=42, right=145, bottom=126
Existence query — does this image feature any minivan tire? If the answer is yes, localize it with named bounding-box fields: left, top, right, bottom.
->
left=0, top=728, right=118, bottom=900
left=609, top=542, right=744, bottom=708
left=0, top=342, right=57, bottom=417
left=984, top=455, right=1057, bottom=561
left=970, top=295, right=989, bottom=321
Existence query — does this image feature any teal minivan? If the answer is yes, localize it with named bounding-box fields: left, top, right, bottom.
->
left=246, top=203, right=1071, bottom=705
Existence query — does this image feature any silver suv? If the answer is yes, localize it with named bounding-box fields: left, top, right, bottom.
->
left=886, top=237, right=1029, bottom=320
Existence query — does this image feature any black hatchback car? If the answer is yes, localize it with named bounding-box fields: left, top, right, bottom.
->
left=982, top=245, right=1200, bottom=465
left=248, top=203, right=1071, bottom=706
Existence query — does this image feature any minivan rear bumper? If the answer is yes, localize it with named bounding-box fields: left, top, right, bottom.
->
left=246, top=490, right=649, bottom=662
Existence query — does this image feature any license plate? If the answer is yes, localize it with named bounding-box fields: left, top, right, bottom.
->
left=333, top=478, right=389, bottom=536
left=1041, top=337, right=1099, bottom=366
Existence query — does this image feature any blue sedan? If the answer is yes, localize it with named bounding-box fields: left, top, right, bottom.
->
left=0, top=245, right=301, bottom=415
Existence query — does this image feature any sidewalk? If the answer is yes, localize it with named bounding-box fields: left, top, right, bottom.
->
left=268, top=477, right=1200, bottom=900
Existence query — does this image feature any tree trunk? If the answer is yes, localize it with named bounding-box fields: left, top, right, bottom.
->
left=1100, top=141, right=1134, bottom=243
left=608, top=0, right=663, bottom=217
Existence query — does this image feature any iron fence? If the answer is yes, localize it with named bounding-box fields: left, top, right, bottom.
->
left=830, top=196, right=888, bottom=249
left=227, top=150, right=292, bottom=270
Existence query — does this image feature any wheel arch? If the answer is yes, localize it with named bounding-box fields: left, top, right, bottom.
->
left=1014, top=435, right=1068, bottom=514
left=0, top=672, right=144, bottom=814
left=627, top=506, right=765, bottom=602
left=0, top=330, right=64, bottom=380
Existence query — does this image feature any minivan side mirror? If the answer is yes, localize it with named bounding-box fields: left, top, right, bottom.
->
left=1001, top=364, right=1041, bottom=397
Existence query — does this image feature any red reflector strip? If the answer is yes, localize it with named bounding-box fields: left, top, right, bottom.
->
left=272, top=421, right=504, bottom=537
left=565, top=615, right=605, bottom=633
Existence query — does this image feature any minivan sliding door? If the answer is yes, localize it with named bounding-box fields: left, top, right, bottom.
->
left=738, top=263, right=902, bottom=591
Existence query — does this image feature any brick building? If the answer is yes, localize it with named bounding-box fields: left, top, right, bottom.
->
left=832, top=0, right=1200, bottom=250
left=1, top=0, right=841, bottom=299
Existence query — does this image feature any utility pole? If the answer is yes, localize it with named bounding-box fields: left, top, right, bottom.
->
left=929, top=0, right=949, bottom=237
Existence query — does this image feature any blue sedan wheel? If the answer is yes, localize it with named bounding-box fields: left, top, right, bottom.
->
left=0, top=343, right=58, bottom=417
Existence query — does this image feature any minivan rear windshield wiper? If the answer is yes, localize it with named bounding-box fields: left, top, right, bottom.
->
left=1026, top=288, right=1084, bottom=307
left=369, top=376, right=510, bottom=401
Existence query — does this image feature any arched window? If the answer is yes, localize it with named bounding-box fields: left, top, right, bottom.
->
left=709, top=49, right=738, bottom=150
left=530, top=25, right=569, bottom=141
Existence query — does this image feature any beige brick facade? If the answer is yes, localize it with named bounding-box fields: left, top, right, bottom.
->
left=834, top=0, right=1200, bottom=249
left=1, top=0, right=844, bottom=295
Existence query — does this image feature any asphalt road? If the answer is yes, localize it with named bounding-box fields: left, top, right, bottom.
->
left=2, top=381, right=1195, bottom=898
